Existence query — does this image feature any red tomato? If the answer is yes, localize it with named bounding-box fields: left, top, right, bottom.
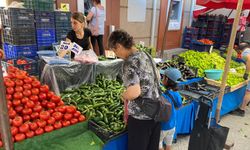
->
left=37, top=120, right=47, bottom=128
left=26, top=131, right=35, bottom=138
left=29, top=95, right=39, bottom=102
left=66, top=106, right=76, bottom=114
left=12, top=99, right=21, bottom=107
left=62, top=120, right=71, bottom=127
left=23, top=115, right=31, bottom=122
left=47, top=91, right=54, bottom=99
left=54, top=121, right=62, bottom=129
left=51, top=95, right=60, bottom=103
left=56, top=106, right=66, bottom=113
left=30, top=76, right=37, bottom=81
left=8, top=110, right=17, bottom=119
left=57, top=100, right=64, bottom=106
left=13, top=116, right=24, bottom=127
left=13, top=92, right=23, bottom=99
left=15, top=106, right=24, bottom=113
left=19, top=123, right=29, bottom=133
left=64, top=113, right=73, bottom=121
left=33, top=105, right=42, bottom=112
left=7, top=101, right=12, bottom=109
left=0, top=140, right=3, bottom=147
left=35, top=128, right=44, bottom=135
left=15, top=79, right=24, bottom=86
left=32, top=81, right=41, bottom=88
left=30, top=112, right=39, bottom=120
left=23, top=90, right=32, bottom=97
left=6, top=94, right=12, bottom=100
left=23, top=84, right=32, bottom=90
left=52, top=112, right=63, bottom=121
left=44, top=125, right=54, bottom=132
left=41, top=100, right=48, bottom=107
left=15, top=86, right=24, bottom=92
left=35, top=101, right=41, bottom=106
left=40, top=85, right=49, bottom=93
left=9, top=118, right=13, bottom=125
left=6, top=87, right=14, bottom=94
left=15, top=72, right=26, bottom=80
left=21, top=97, right=29, bottom=104
left=47, top=117, right=56, bottom=125
left=14, top=133, right=26, bottom=142
left=31, top=88, right=39, bottom=95
left=70, top=118, right=78, bottom=125
left=26, top=101, right=35, bottom=108
left=24, top=77, right=32, bottom=84
left=74, top=111, right=81, bottom=118
left=29, top=122, right=38, bottom=131
left=48, top=109, right=54, bottom=114
left=11, top=126, right=19, bottom=136
left=8, top=72, right=16, bottom=79
left=4, top=79, right=15, bottom=87
left=39, top=111, right=50, bottom=121
left=22, top=108, right=32, bottom=115
left=78, top=115, right=86, bottom=122
left=38, top=93, right=47, bottom=100
left=47, top=102, right=56, bottom=109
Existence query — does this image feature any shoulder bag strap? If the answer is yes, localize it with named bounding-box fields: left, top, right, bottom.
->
left=165, top=90, right=178, bottom=108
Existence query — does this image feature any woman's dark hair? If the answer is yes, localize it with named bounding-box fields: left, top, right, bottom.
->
left=71, top=12, right=85, bottom=23
left=108, top=29, right=135, bottom=49
left=166, top=78, right=178, bottom=91
left=92, top=0, right=101, bottom=4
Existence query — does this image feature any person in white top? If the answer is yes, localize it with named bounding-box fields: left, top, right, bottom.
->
left=87, top=0, right=105, bottom=56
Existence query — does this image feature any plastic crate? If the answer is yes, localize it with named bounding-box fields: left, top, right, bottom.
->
left=3, top=27, right=36, bottom=45
left=37, top=38, right=56, bottom=46
left=36, top=28, right=55, bottom=38
left=1, top=8, right=34, bottom=27
left=55, top=11, right=71, bottom=22
left=5, top=57, right=38, bottom=75
left=22, top=0, right=54, bottom=11
left=191, top=41, right=212, bottom=52
left=206, top=29, right=221, bottom=36
left=185, top=27, right=199, bottom=35
left=88, top=120, right=127, bottom=142
left=207, top=21, right=221, bottom=29
left=35, top=11, right=55, bottom=28
left=3, top=43, right=37, bottom=59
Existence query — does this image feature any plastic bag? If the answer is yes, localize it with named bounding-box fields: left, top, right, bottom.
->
left=74, top=49, right=98, bottom=64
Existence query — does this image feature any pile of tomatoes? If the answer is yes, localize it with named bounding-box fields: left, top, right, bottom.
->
left=0, top=66, right=86, bottom=147
left=197, top=39, right=214, bottom=45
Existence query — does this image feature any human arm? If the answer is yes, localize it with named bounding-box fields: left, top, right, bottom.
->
left=122, top=84, right=141, bottom=101
left=244, top=54, right=250, bottom=80
left=89, top=37, right=93, bottom=50
left=86, top=7, right=95, bottom=21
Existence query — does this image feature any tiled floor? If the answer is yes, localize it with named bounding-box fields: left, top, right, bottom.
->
left=172, top=106, right=250, bottom=150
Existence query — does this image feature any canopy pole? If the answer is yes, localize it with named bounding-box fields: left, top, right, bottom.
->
left=215, top=0, right=244, bottom=123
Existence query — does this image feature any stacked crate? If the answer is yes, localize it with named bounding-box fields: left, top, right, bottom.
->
left=55, top=11, right=71, bottom=42
left=0, top=8, right=37, bottom=59
left=34, top=11, right=56, bottom=50
left=182, top=27, right=199, bottom=49
left=220, top=23, right=233, bottom=47
left=22, top=0, right=54, bottom=11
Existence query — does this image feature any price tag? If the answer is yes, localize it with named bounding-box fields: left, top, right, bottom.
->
left=71, top=42, right=83, bottom=55
left=59, top=41, right=72, bottom=51
left=105, top=50, right=116, bottom=59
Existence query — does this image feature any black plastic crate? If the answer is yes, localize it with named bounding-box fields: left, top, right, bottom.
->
left=55, top=11, right=71, bottom=22
left=207, top=21, right=221, bottom=29
left=22, top=0, right=54, bottom=11
left=88, top=120, right=127, bottom=142
left=3, top=27, right=36, bottom=45
left=35, top=11, right=55, bottom=28
left=191, top=41, right=212, bottom=52
left=5, top=57, right=38, bottom=76
left=185, top=27, right=199, bottom=35
left=1, top=8, right=35, bottom=27
left=55, top=21, right=71, bottom=28
left=206, top=29, right=221, bottom=36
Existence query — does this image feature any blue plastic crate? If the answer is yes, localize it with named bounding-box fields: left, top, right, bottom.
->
left=5, top=57, right=38, bottom=75
left=36, top=28, right=55, bottom=38
left=4, top=43, right=37, bottom=59
left=35, top=11, right=55, bottom=28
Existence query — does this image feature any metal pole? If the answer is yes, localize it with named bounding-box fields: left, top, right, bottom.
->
left=150, top=0, right=157, bottom=47
left=215, top=0, right=244, bottom=123
left=0, top=60, right=14, bottom=150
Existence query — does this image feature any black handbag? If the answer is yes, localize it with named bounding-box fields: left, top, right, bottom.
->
left=134, top=52, right=172, bottom=122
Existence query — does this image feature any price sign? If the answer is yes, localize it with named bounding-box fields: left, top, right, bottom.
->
left=71, top=42, right=83, bottom=55
left=105, top=50, right=116, bottom=59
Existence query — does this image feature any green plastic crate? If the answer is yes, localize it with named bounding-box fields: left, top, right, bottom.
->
left=22, top=0, right=54, bottom=11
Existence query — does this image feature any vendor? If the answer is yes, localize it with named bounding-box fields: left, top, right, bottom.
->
left=233, top=42, right=250, bottom=116
left=60, top=12, right=93, bottom=59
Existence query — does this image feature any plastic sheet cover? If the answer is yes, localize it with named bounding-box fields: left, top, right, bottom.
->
left=41, top=61, right=96, bottom=95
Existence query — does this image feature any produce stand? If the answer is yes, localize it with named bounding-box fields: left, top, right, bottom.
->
left=40, top=59, right=123, bottom=95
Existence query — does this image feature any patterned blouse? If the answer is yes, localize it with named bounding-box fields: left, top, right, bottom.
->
left=122, top=51, right=159, bottom=120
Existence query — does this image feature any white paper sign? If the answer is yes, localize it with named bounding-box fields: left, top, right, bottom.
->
left=59, top=41, right=72, bottom=51
left=59, top=41, right=83, bottom=55
left=128, top=0, right=146, bottom=22
left=71, top=42, right=83, bottom=55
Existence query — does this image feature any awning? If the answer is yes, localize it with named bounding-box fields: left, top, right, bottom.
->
left=196, top=0, right=250, bottom=9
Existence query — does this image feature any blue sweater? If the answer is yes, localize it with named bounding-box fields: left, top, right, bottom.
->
left=161, top=90, right=182, bottom=130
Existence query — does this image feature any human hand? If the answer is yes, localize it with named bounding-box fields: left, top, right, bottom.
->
left=243, top=73, right=248, bottom=80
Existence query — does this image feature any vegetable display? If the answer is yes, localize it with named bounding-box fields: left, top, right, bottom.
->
left=0, top=66, right=86, bottom=146
left=61, top=75, right=125, bottom=133
left=136, top=44, right=156, bottom=57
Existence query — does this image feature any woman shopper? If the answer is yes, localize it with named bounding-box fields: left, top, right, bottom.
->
left=159, top=68, right=183, bottom=150
left=60, top=12, right=93, bottom=59
left=108, top=29, right=161, bottom=150
left=87, top=0, right=105, bottom=56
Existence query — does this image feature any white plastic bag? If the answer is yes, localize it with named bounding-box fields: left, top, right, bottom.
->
left=74, top=49, right=98, bottom=64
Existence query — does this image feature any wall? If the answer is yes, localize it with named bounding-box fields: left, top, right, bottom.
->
left=119, top=0, right=160, bottom=47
